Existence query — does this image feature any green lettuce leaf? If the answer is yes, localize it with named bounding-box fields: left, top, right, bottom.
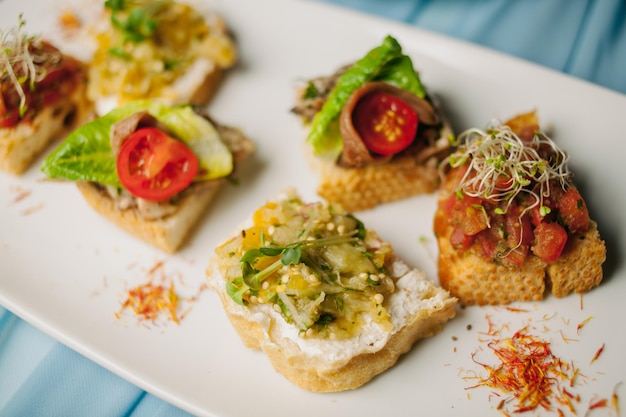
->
left=41, top=100, right=233, bottom=186
left=306, top=35, right=426, bottom=160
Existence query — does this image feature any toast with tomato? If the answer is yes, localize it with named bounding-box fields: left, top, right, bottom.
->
left=0, top=17, right=92, bottom=175
left=42, top=100, right=254, bottom=253
left=207, top=189, right=457, bottom=392
left=434, top=111, right=606, bottom=305
left=291, top=35, right=454, bottom=212
left=87, top=0, right=237, bottom=115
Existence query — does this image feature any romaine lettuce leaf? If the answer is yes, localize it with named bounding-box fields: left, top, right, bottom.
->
left=42, top=100, right=233, bottom=186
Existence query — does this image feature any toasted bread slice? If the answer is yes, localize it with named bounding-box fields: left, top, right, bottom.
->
left=0, top=63, right=92, bottom=175
left=307, top=143, right=444, bottom=212
left=207, top=191, right=457, bottom=392
left=435, top=210, right=605, bottom=305
left=78, top=124, right=254, bottom=253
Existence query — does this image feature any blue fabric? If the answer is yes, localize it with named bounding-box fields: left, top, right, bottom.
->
left=317, top=0, right=626, bottom=95
left=1, top=1, right=625, bottom=416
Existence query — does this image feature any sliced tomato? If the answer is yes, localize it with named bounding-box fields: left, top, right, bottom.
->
left=352, top=91, right=418, bottom=155
left=532, top=222, right=568, bottom=263
left=116, top=127, right=198, bottom=201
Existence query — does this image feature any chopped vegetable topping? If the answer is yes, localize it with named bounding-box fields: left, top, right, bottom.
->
left=215, top=193, right=395, bottom=339
left=89, top=0, right=236, bottom=103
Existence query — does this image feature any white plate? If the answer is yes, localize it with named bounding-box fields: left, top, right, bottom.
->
left=1, top=0, right=625, bottom=416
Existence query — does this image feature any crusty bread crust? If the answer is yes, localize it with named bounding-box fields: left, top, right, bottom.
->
left=435, top=206, right=606, bottom=305
left=77, top=123, right=254, bottom=253
left=547, top=221, right=606, bottom=297
left=0, top=73, right=92, bottom=175
left=208, top=252, right=456, bottom=392
left=77, top=180, right=221, bottom=253
left=186, top=64, right=223, bottom=107
left=308, top=146, right=441, bottom=213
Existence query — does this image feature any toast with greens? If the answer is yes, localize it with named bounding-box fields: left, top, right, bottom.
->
left=207, top=190, right=457, bottom=392
left=292, top=36, right=454, bottom=212
left=42, top=100, right=254, bottom=253
left=434, top=112, right=606, bottom=305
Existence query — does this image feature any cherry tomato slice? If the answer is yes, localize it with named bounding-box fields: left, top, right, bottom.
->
left=352, top=91, right=418, bottom=155
left=116, top=127, right=198, bottom=201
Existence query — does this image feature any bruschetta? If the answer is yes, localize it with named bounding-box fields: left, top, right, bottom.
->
left=434, top=111, right=606, bottom=305
left=0, top=16, right=91, bottom=174
left=207, top=189, right=457, bottom=392
left=42, top=100, right=254, bottom=253
left=292, top=35, right=454, bottom=212
left=87, top=0, right=237, bottom=114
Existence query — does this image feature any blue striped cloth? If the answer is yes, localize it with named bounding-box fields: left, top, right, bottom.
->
left=1, top=0, right=625, bottom=416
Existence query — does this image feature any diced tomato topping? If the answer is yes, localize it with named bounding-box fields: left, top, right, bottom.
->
left=504, top=204, right=534, bottom=247
left=449, top=226, right=475, bottom=250
left=451, top=194, right=489, bottom=236
left=443, top=166, right=469, bottom=192
left=0, top=108, right=19, bottom=128
left=500, top=245, right=529, bottom=268
left=557, top=187, right=589, bottom=233
left=476, top=232, right=498, bottom=260
left=439, top=193, right=457, bottom=217
left=532, top=222, right=568, bottom=263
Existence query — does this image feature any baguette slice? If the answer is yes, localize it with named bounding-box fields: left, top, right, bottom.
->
left=207, top=190, right=457, bottom=392
left=0, top=57, right=92, bottom=175
left=434, top=112, right=606, bottom=305
left=78, top=124, right=254, bottom=253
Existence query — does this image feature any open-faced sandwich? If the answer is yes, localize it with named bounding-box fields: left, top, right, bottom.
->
left=42, top=100, right=254, bottom=253
left=87, top=0, right=237, bottom=114
left=434, top=111, right=606, bottom=305
left=1, top=16, right=91, bottom=175
left=207, top=189, right=457, bottom=392
left=291, top=35, right=454, bottom=212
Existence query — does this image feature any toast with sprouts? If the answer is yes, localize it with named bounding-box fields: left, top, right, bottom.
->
left=207, top=190, right=457, bottom=392
left=434, top=111, right=606, bottom=305
left=0, top=18, right=91, bottom=174
left=42, top=101, right=254, bottom=253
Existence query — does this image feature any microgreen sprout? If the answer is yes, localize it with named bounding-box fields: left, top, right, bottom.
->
left=442, top=121, right=571, bottom=217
